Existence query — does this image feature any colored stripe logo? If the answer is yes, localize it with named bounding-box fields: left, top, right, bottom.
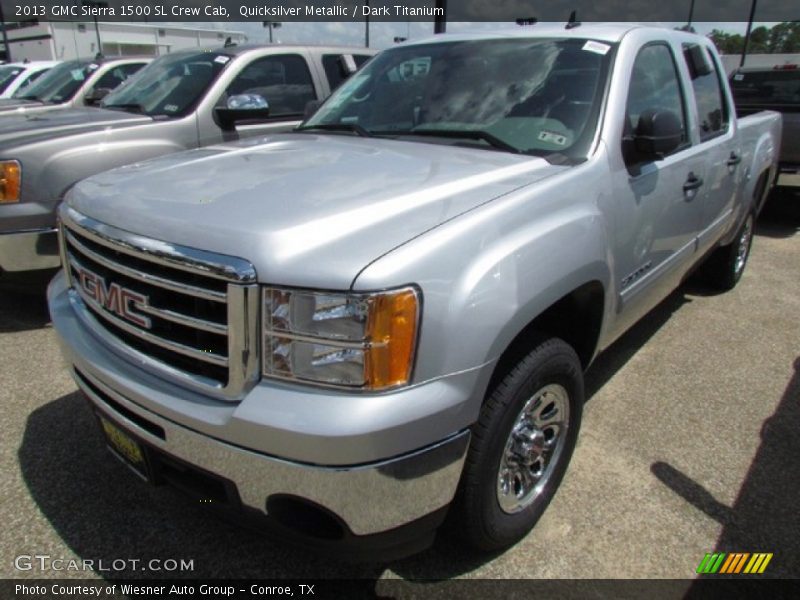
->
left=696, top=552, right=773, bottom=574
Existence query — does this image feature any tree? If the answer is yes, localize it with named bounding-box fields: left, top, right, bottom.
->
left=708, top=22, right=800, bottom=55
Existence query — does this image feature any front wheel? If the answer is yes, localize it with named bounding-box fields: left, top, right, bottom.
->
left=450, top=336, right=583, bottom=552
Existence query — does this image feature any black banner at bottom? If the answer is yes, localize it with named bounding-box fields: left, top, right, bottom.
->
left=3, top=579, right=800, bottom=600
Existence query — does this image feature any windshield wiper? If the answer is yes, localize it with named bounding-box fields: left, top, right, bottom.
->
left=296, top=123, right=373, bottom=137
left=103, top=103, right=146, bottom=114
left=395, top=129, right=522, bottom=154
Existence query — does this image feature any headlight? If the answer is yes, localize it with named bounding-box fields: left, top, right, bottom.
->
left=0, top=160, right=20, bottom=203
left=263, top=286, right=420, bottom=390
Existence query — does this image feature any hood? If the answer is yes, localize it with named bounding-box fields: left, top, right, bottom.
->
left=69, top=133, right=568, bottom=289
left=0, top=107, right=150, bottom=147
left=0, top=98, right=42, bottom=111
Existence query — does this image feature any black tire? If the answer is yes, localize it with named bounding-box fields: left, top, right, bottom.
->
left=450, top=336, right=583, bottom=552
left=704, top=211, right=755, bottom=291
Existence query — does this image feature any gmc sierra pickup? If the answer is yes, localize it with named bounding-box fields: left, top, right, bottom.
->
left=49, top=25, right=781, bottom=558
left=0, top=44, right=373, bottom=274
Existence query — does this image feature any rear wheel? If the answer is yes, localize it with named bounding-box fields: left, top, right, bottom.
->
left=704, top=211, right=755, bottom=291
left=450, top=336, right=583, bottom=552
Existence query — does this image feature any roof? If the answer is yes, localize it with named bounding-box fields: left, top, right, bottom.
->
left=403, top=23, right=711, bottom=47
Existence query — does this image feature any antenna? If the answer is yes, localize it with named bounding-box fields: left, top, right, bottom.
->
left=566, top=11, right=581, bottom=29
left=224, top=36, right=236, bottom=48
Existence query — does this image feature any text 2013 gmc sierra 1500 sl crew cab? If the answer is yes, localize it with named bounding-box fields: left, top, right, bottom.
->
left=0, top=44, right=373, bottom=274
left=48, top=25, right=781, bottom=557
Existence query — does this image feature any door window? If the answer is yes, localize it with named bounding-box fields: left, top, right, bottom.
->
left=624, top=43, right=688, bottom=160
left=224, top=54, right=316, bottom=117
left=683, top=44, right=728, bottom=141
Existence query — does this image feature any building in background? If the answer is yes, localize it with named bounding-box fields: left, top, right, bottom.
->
left=1, top=21, right=248, bottom=61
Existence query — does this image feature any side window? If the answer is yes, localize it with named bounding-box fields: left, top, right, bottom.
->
left=224, top=54, right=316, bottom=117
left=322, top=54, right=371, bottom=91
left=93, top=63, right=145, bottom=91
left=683, top=45, right=728, bottom=141
left=322, top=54, right=348, bottom=91
left=624, top=44, right=688, bottom=159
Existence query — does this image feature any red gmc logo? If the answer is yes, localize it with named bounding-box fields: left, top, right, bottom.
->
left=76, top=266, right=152, bottom=329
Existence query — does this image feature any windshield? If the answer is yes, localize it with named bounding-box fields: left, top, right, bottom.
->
left=13, top=60, right=96, bottom=102
left=0, top=66, right=25, bottom=94
left=101, top=51, right=231, bottom=117
left=730, top=69, right=800, bottom=108
left=304, top=38, right=615, bottom=158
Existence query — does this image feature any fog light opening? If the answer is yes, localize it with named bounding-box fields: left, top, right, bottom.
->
left=266, top=495, right=346, bottom=540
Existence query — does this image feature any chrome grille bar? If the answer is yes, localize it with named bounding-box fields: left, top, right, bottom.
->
left=65, top=229, right=227, bottom=303
left=59, top=204, right=260, bottom=401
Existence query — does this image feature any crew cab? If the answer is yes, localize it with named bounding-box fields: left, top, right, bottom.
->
left=49, top=25, right=780, bottom=558
left=730, top=64, right=800, bottom=194
left=0, top=45, right=373, bottom=274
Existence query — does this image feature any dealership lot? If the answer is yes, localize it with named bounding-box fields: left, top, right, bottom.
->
left=1, top=198, right=797, bottom=584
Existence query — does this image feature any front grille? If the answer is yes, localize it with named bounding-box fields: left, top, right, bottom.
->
left=60, top=206, right=259, bottom=400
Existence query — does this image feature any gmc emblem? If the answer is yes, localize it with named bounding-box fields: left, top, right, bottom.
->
left=76, top=266, right=152, bottom=329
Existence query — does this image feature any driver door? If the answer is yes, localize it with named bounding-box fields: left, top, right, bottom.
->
left=611, top=42, right=706, bottom=334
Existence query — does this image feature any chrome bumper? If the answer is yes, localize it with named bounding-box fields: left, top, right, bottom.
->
left=0, top=228, right=60, bottom=272
left=48, top=271, right=471, bottom=536
left=77, top=366, right=469, bottom=536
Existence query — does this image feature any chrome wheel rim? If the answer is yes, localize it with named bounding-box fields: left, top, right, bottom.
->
left=497, top=383, right=570, bottom=514
left=734, top=216, right=753, bottom=276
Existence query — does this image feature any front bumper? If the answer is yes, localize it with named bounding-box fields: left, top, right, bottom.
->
left=48, top=271, right=473, bottom=541
left=0, top=228, right=59, bottom=272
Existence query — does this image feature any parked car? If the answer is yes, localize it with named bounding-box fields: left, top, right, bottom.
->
left=48, top=25, right=780, bottom=559
left=729, top=64, right=800, bottom=199
left=0, top=56, right=149, bottom=114
left=0, top=60, right=59, bottom=99
left=0, top=45, right=374, bottom=275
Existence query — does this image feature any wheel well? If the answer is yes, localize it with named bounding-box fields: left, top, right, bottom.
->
left=487, top=281, right=604, bottom=392
left=753, top=170, right=770, bottom=214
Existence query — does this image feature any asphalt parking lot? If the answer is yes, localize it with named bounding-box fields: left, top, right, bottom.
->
left=1, top=196, right=798, bottom=589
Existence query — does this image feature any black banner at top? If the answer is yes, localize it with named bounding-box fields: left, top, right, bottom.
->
left=0, top=0, right=798, bottom=23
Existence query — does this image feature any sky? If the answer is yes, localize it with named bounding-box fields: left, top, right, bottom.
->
left=197, top=21, right=772, bottom=50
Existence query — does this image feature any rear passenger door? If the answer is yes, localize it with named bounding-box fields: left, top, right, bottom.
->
left=682, top=44, right=740, bottom=255
left=612, top=42, right=706, bottom=329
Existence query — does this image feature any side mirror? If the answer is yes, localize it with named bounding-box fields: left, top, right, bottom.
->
left=215, top=94, right=270, bottom=130
left=85, top=87, right=113, bottom=106
left=303, top=99, right=322, bottom=120
left=633, top=109, right=683, bottom=159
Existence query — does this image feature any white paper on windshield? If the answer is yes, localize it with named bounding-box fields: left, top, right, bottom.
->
left=214, top=55, right=230, bottom=64
left=733, top=73, right=745, bottom=80
left=70, top=69, right=85, bottom=81
left=583, top=40, right=611, bottom=55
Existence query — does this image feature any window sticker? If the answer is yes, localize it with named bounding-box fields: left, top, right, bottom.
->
left=88, top=63, right=99, bottom=70
left=538, top=130, right=568, bottom=146
left=583, top=40, right=611, bottom=55
left=70, top=69, right=85, bottom=81
left=733, top=73, right=744, bottom=81
left=214, top=55, right=231, bottom=64
left=164, top=104, right=179, bottom=112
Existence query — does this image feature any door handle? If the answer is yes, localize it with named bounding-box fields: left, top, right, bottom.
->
left=727, top=152, right=742, bottom=167
left=683, top=172, right=704, bottom=193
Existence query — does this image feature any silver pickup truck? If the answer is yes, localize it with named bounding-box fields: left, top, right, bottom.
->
left=0, top=56, right=149, bottom=113
left=49, top=25, right=781, bottom=558
left=0, top=44, right=373, bottom=275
